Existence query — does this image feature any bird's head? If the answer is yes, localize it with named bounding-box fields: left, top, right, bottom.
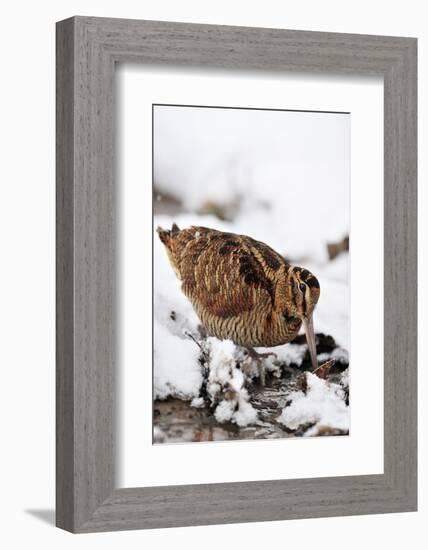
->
left=278, top=266, right=321, bottom=370
left=286, top=266, right=320, bottom=321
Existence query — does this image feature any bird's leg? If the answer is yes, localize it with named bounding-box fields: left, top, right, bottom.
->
left=244, top=347, right=277, bottom=386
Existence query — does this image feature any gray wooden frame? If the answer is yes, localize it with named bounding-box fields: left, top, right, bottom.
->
left=56, top=16, right=417, bottom=533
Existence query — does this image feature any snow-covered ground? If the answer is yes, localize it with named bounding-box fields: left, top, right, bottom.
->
left=153, top=105, right=350, bottom=439
left=278, top=372, right=350, bottom=436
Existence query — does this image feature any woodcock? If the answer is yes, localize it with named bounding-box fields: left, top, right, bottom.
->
left=157, top=224, right=321, bottom=374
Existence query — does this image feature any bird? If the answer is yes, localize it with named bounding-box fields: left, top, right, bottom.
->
left=157, top=224, right=321, bottom=380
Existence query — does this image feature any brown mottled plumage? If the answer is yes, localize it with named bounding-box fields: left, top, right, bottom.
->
left=157, top=224, right=321, bottom=369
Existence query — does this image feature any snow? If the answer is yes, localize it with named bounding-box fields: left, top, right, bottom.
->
left=190, top=397, right=205, bottom=408
left=153, top=322, right=202, bottom=400
left=154, top=106, right=349, bottom=262
left=206, top=338, right=258, bottom=427
left=262, top=342, right=308, bottom=368
left=278, top=372, right=350, bottom=436
left=153, top=105, right=350, bottom=437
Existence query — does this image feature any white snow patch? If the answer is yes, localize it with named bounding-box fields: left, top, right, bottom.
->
left=331, top=347, right=349, bottom=364
left=278, top=372, right=349, bottom=435
left=320, top=252, right=349, bottom=283
left=207, top=338, right=236, bottom=386
left=261, top=342, right=308, bottom=369
left=214, top=400, right=235, bottom=423
left=318, top=347, right=349, bottom=366
left=233, top=396, right=258, bottom=427
left=154, top=322, right=202, bottom=400
left=190, top=397, right=205, bottom=408
left=206, top=338, right=258, bottom=427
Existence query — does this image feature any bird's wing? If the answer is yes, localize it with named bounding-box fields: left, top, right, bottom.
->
left=240, top=235, right=286, bottom=274
left=179, top=230, right=279, bottom=319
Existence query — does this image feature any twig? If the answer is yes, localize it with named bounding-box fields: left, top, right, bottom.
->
left=184, top=330, right=209, bottom=361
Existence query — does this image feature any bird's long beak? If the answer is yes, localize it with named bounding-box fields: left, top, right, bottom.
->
left=303, top=315, right=318, bottom=371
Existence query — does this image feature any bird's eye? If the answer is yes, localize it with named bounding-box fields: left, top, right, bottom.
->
left=299, top=283, right=306, bottom=293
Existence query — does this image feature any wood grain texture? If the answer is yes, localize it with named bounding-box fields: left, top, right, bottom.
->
left=56, top=16, right=417, bottom=532
left=56, top=17, right=75, bottom=532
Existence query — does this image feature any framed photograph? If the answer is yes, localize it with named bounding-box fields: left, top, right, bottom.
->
left=151, top=103, right=351, bottom=445
left=56, top=16, right=417, bottom=532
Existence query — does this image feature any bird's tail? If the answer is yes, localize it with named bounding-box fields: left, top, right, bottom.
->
left=156, top=223, right=182, bottom=280
left=156, top=223, right=180, bottom=247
